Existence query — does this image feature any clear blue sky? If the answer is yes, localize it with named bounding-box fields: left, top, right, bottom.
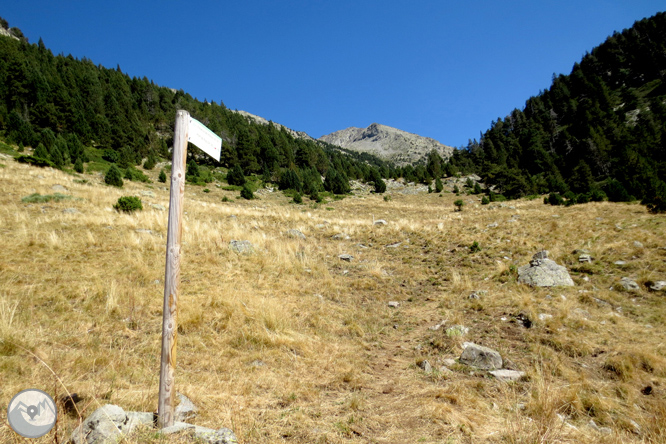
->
left=3, top=1, right=664, bottom=148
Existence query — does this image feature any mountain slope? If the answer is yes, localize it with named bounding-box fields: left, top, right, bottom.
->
left=320, top=123, right=454, bottom=166
left=452, top=11, right=666, bottom=211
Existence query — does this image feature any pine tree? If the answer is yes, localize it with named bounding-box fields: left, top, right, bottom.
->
left=158, top=169, right=167, bottom=183
left=74, top=157, right=84, bottom=173
left=105, top=164, right=123, bottom=187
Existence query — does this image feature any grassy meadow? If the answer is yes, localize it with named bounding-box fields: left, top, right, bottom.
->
left=0, top=151, right=665, bottom=443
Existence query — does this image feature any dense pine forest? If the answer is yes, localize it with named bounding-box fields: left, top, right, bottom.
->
left=0, top=19, right=400, bottom=198
left=451, top=12, right=666, bottom=212
left=1, top=12, right=665, bottom=211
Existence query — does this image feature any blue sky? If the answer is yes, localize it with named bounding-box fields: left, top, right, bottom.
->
left=3, top=1, right=664, bottom=147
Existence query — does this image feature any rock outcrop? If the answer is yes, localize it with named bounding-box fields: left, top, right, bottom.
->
left=518, top=251, right=574, bottom=287
left=320, top=123, right=454, bottom=166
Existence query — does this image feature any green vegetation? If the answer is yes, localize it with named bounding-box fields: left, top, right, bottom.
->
left=454, top=199, right=464, bottom=211
left=113, top=196, right=142, bottom=213
left=451, top=12, right=666, bottom=213
left=240, top=184, right=254, bottom=200
left=104, top=164, right=123, bottom=187
left=158, top=169, right=167, bottom=183
left=21, top=193, right=71, bottom=203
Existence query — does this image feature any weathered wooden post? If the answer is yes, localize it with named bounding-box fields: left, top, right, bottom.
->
left=158, top=110, right=221, bottom=429
left=158, top=110, right=189, bottom=428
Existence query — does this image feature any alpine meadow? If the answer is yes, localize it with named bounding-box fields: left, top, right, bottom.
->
left=0, top=10, right=666, bottom=444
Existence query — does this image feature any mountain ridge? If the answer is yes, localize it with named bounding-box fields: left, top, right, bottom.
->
left=320, top=123, right=454, bottom=166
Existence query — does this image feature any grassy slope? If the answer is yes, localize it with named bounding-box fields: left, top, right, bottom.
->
left=0, top=147, right=665, bottom=443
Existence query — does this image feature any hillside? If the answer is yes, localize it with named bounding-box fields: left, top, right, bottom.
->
left=320, top=122, right=454, bottom=166
left=0, top=149, right=665, bottom=443
left=453, top=12, right=666, bottom=211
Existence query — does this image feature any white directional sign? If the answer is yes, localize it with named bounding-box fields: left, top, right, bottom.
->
left=188, top=117, right=221, bottom=162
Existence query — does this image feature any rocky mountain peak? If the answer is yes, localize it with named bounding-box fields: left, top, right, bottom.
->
left=319, top=123, right=454, bottom=166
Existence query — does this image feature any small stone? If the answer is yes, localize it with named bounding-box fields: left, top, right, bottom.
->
left=459, top=342, right=502, bottom=370
left=385, top=242, right=402, bottom=248
left=418, top=360, right=432, bottom=372
left=578, top=254, right=593, bottom=263
left=140, top=190, right=156, bottom=197
left=338, top=254, right=353, bottom=262
left=649, top=281, right=666, bottom=291
left=175, top=393, right=198, bottom=423
left=62, top=208, right=78, bottom=214
left=538, top=313, right=553, bottom=321
left=332, top=233, right=350, bottom=240
left=388, top=301, right=400, bottom=308
left=619, top=277, right=640, bottom=292
left=286, top=229, right=306, bottom=240
left=441, top=358, right=457, bottom=367
left=374, top=219, right=388, bottom=226
left=489, top=369, right=526, bottom=382
left=429, top=320, right=447, bottom=331
left=614, top=260, right=627, bottom=265
left=135, top=228, right=154, bottom=234
left=468, top=292, right=481, bottom=300
left=229, top=240, right=254, bottom=254
left=52, top=184, right=68, bottom=192
left=149, top=203, right=166, bottom=211
left=446, top=325, right=469, bottom=337
left=633, top=241, right=644, bottom=248
left=487, top=222, right=498, bottom=228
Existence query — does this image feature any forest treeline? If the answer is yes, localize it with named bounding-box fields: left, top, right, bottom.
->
left=0, top=20, right=421, bottom=196
left=451, top=12, right=666, bottom=212
left=1, top=12, right=665, bottom=210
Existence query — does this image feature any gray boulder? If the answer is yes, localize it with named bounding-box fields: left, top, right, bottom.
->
left=69, top=404, right=150, bottom=444
left=175, top=393, right=198, bottom=423
left=620, top=277, right=640, bottom=292
left=459, top=342, right=502, bottom=370
left=161, top=423, right=238, bottom=444
left=649, top=281, right=666, bottom=292
left=518, top=251, right=574, bottom=287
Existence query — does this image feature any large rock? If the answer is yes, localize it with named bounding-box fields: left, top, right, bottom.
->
left=459, top=342, right=503, bottom=370
left=175, top=393, right=198, bottom=423
left=518, top=251, right=574, bottom=287
left=69, top=404, right=151, bottom=444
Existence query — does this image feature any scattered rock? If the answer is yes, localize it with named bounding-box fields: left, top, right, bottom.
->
left=149, top=203, right=166, bottom=211
left=429, top=320, right=447, bottom=331
left=578, top=254, right=593, bottom=263
left=385, top=242, right=402, bottom=248
left=459, top=342, right=503, bottom=370
left=388, top=301, right=400, bottom=308
left=649, top=281, right=666, bottom=291
left=619, top=277, right=640, bottom=292
left=229, top=240, right=253, bottom=254
left=489, top=369, right=526, bottom=382
left=70, top=404, right=147, bottom=444
left=573, top=249, right=590, bottom=255
left=633, top=241, right=644, bottom=248
left=614, top=260, right=627, bottom=266
left=374, top=219, right=388, bottom=226
left=140, top=190, right=156, bottom=198
left=338, top=254, right=353, bottom=262
left=52, top=184, right=68, bottom=192
left=160, top=423, right=238, bottom=443
left=135, top=229, right=154, bottom=235
left=468, top=292, right=481, bottom=300
left=441, top=358, right=457, bottom=368
left=175, top=393, right=198, bottom=423
left=286, top=229, right=306, bottom=240
left=487, top=222, right=498, bottom=228
left=518, top=251, right=574, bottom=287
left=63, top=208, right=79, bottom=214
left=446, top=325, right=469, bottom=337
left=538, top=313, right=553, bottom=321
left=331, top=233, right=350, bottom=240
left=588, top=419, right=611, bottom=435
left=418, top=360, right=432, bottom=372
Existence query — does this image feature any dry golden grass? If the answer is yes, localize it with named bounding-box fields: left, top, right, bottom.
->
left=0, top=155, right=665, bottom=443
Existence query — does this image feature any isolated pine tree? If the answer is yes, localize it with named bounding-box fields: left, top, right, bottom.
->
left=158, top=169, right=167, bottom=183
left=105, top=164, right=123, bottom=187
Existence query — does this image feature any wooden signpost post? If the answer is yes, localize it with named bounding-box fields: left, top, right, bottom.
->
left=158, top=110, right=221, bottom=428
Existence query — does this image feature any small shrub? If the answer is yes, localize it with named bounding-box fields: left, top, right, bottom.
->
left=454, top=199, right=464, bottom=211
left=203, top=188, right=210, bottom=193
left=546, top=193, right=564, bottom=206
left=16, top=155, right=55, bottom=169
left=292, top=192, right=303, bottom=204
left=74, top=157, right=84, bottom=173
left=158, top=169, right=167, bottom=183
left=226, top=164, right=246, bottom=186
left=453, top=185, right=460, bottom=194
left=143, top=154, right=156, bottom=170
left=113, top=196, right=142, bottom=213
left=240, top=184, right=254, bottom=200
left=21, top=193, right=71, bottom=203
left=102, top=149, right=120, bottom=163
left=435, top=177, right=443, bottom=193
left=383, top=194, right=392, bottom=202
left=221, top=196, right=231, bottom=202
left=105, top=165, right=124, bottom=187
left=374, top=178, right=387, bottom=194
left=481, top=196, right=490, bottom=205
left=470, top=241, right=481, bottom=253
